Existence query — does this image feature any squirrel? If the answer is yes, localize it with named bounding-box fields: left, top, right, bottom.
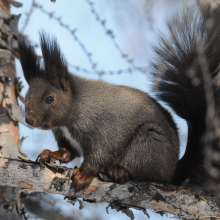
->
left=18, top=4, right=220, bottom=193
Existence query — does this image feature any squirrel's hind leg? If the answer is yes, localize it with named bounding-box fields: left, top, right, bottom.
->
left=104, top=166, right=130, bottom=184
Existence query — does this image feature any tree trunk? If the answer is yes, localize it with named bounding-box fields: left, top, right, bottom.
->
left=0, top=1, right=22, bottom=219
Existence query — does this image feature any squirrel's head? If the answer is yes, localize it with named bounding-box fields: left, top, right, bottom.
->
left=19, top=32, right=72, bottom=130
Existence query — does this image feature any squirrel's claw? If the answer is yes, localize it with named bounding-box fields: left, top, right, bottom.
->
left=36, top=149, right=52, bottom=163
left=36, top=148, right=72, bottom=164
left=71, top=167, right=95, bottom=192
left=105, top=166, right=130, bottom=184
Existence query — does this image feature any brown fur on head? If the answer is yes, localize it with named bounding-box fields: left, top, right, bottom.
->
left=19, top=32, right=72, bottom=129
left=24, top=78, right=72, bottom=129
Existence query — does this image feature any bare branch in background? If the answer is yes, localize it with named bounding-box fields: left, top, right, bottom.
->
left=68, top=64, right=148, bottom=76
left=85, top=0, right=145, bottom=74
left=21, top=2, right=149, bottom=76
left=22, top=194, right=97, bottom=220
left=20, top=0, right=36, bottom=33
left=18, top=34, right=148, bottom=77
left=33, top=2, right=98, bottom=71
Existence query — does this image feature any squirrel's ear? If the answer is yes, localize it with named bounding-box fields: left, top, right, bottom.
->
left=18, top=36, right=41, bottom=83
left=39, top=31, right=69, bottom=92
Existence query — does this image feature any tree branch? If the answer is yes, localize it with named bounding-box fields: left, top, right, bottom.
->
left=0, top=157, right=219, bottom=219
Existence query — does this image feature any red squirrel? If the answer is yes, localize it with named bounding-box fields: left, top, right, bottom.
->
left=18, top=4, right=220, bottom=193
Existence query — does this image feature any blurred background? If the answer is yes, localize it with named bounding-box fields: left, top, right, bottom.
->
left=11, top=0, right=193, bottom=219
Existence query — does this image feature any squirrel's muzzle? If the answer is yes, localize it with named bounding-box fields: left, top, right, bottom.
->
left=25, top=116, right=36, bottom=126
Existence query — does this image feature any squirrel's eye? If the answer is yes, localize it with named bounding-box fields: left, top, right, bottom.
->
left=46, top=96, right=54, bottom=104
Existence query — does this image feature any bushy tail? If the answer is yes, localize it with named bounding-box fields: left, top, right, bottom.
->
left=151, top=4, right=220, bottom=188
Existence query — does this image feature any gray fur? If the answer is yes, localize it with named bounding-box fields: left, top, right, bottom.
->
left=19, top=33, right=179, bottom=185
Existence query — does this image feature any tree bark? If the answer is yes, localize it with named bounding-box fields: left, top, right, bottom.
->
left=0, top=1, right=23, bottom=219
left=0, top=157, right=219, bottom=220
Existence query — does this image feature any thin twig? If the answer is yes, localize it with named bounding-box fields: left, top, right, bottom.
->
left=69, top=63, right=148, bottom=75
left=85, top=0, right=145, bottom=74
left=20, top=0, right=36, bottom=33
left=33, top=2, right=98, bottom=70
left=21, top=35, right=148, bottom=76
left=20, top=3, right=149, bottom=76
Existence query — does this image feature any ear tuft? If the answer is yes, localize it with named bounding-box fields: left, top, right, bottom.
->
left=39, top=31, right=69, bottom=91
left=18, top=36, right=42, bottom=83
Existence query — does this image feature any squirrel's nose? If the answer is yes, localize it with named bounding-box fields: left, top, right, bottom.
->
left=25, top=117, right=35, bottom=126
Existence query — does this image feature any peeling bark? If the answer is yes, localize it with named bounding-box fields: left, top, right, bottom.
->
left=0, top=1, right=23, bottom=219
left=0, top=157, right=219, bottom=219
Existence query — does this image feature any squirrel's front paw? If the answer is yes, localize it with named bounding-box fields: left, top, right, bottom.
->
left=71, top=167, right=95, bottom=192
left=36, top=148, right=72, bottom=163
